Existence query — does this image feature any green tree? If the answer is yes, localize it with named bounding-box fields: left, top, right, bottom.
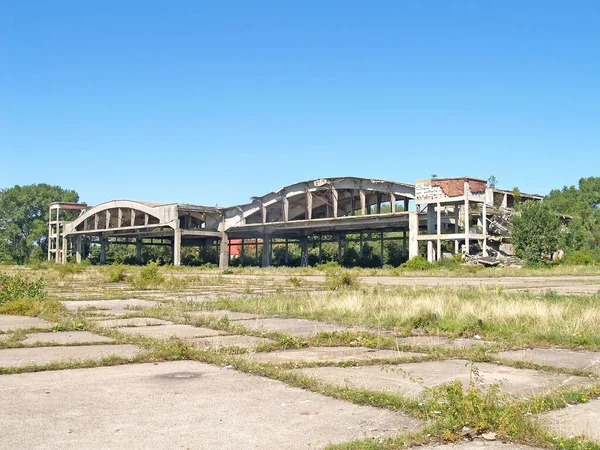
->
left=0, top=184, right=79, bottom=264
left=510, top=201, right=561, bottom=264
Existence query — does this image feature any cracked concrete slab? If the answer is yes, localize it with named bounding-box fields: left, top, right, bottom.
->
left=541, top=399, right=600, bottom=442
left=116, top=324, right=226, bottom=339
left=0, top=315, right=52, bottom=332
left=243, top=347, right=425, bottom=364
left=22, top=331, right=114, bottom=345
left=187, top=335, right=272, bottom=350
left=397, top=336, right=489, bottom=348
left=297, top=359, right=593, bottom=399
left=496, top=348, right=600, bottom=373
left=239, top=317, right=348, bottom=337
left=0, top=361, right=423, bottom=449
left=0, top=344, right=139, bottom=368
left=60, top=299, right=159, bottom=313
left=95, top=318, right=173, bottom=328
left=186, top=310, right=262, bottom=321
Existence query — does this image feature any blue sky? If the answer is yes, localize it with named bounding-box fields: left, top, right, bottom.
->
left=1, top=1, right=598, bottom=207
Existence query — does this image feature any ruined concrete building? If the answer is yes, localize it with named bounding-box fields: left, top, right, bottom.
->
left=48, top=177, right=541, bottom=267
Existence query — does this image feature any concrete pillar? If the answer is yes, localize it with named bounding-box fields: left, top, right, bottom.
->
left=300, top=236, right=308, bottom=267
left=427, top=241, right=434, bottom=263
left=359, top=231, right=364, bottom=258
left=106, top=210, right=111, bottom=229
left=173, top=229, right=181, bottom=266
left=454, top=205, right=460, bottom=233
left=427, top=204, right=435, bottom=234
left=464, top=181, right=470, bottom=255
left=482, top=201, right=488, bottom=256
left=305, top=191, right=312, bottom=220
left=359, top=189, right=366, bottom=215
left=136, top=238, right=142, bottom=265
left=261, top=202, right=267, bottom=224
left=404, top=198, right=410, bottom=212
left=219, top=233, right=229, bottom=269
left=117, top=208, right=123, bottom=228
left=75, top=235, right=83, bottom=263
left=390, top=192, right=396, bottom=213
left=261, top=235, right=271, bottom=267
left=61, top=236, right=67, bottom=264
left=331, top=186, right=338, bottom=218
left=408, top=212, right=418, bottom=259
left=380, top=232, right=384, bottom=266
left=376, top=194, right=382, bottom=214
left=282, top=195, right=289, bottom=222
left=100, top=238, right=106, bottom=264
left=402, top=230, right=407, bottom=256
left=436, top=202, right=442, bottom=261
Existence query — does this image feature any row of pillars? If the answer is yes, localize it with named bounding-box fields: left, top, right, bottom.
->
left=219, top=231, right=410, bottom=269
left=258, top=189, right=410, bottom=223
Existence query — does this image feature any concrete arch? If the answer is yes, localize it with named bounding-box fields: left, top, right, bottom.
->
left=223, top=177, right=415, bottom=228
left=64, top=200, right=178, bottom=234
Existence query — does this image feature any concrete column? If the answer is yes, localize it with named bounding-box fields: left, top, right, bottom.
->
left=117, top=208, right=123, bottom=228
left=464, top=181, right=470, bottom=255
left=454, top=205, right=460, bottom=233
left=100, top=238, right=106, bottom=264
left=331, top=186, right=338, bottom=218
left=305, top=191, right=312, bottom=220
left=219, top=233, right=229, bottom=269
left=282, top=195, right=289, bottom=222
left=173, top=230, right=181, bottom=266
left=300, top=236, right=308, bottom=267
left=261, top=202, right=267, bottom=224
left=360, top=189, right=366, bottom=215
left=427, top=241, right=434, bottom=263
left=94, top=214, right=99, bottom=230
left=75, top=235, right=83, bottom=263
left=436, top=202, right=442, bottom=261
left=106, top=210, right=111, bottom=229
left=390, top=192, right=396, bottom=213
left=136, top=238, right=142, bottom=265
left=402, top=230, right=407, bottom=256
left=261, top=235, right=272, bottom=267
left=408, top=212, right=418, bottom=259
left=380, top=232, right=384, bottom=267
left=61, top=236, right=67, bottom=264
left=359, top=232, right=364, bottom=258
left=427, top=204, right=435, bottom=234
left=404, top=198, right=410, bottom=212
left=376, top=194, right=382, bottom=214
left=131, top=209, right=136, bottom=227
left=482, top=201, right=488, bottom=256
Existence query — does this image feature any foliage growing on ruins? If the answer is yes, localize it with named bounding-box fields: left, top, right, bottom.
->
left=510, top=201, right=561, bottom=264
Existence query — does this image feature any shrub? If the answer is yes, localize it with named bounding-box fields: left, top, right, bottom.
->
left=0, top=272, right=45, bottom=305
left=563, top=250, right=597, bottom=266
left=56, top=260, right=90, bottom=277
left=325, top=269, right=359, bottom=290
left=132, top=261, right=164, bottom=288
left=402, top=256, right=433, bottom=271
left=106, top=264, right=127, bottom=283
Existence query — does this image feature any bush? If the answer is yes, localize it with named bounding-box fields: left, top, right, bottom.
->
left=132, top=261, right=165, bottom=288
left=510, top=201, right=561, bottom=264
left=56, top=260, right=90, bottom=277
left=563, top=250, right=597, bottom=266
left=106, top=264, right=127, bottom=283
left=325, top=269, right=359, bottom=290
left=402, top=256, right=433, bottom=271
left=0, top=272, right=44, bottom=305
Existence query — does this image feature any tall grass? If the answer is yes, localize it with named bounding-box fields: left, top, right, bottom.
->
left=223, top=286, right=600, bottom=347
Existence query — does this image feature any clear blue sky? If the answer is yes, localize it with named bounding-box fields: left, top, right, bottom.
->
left=1, top=1, right=598, bottom=207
